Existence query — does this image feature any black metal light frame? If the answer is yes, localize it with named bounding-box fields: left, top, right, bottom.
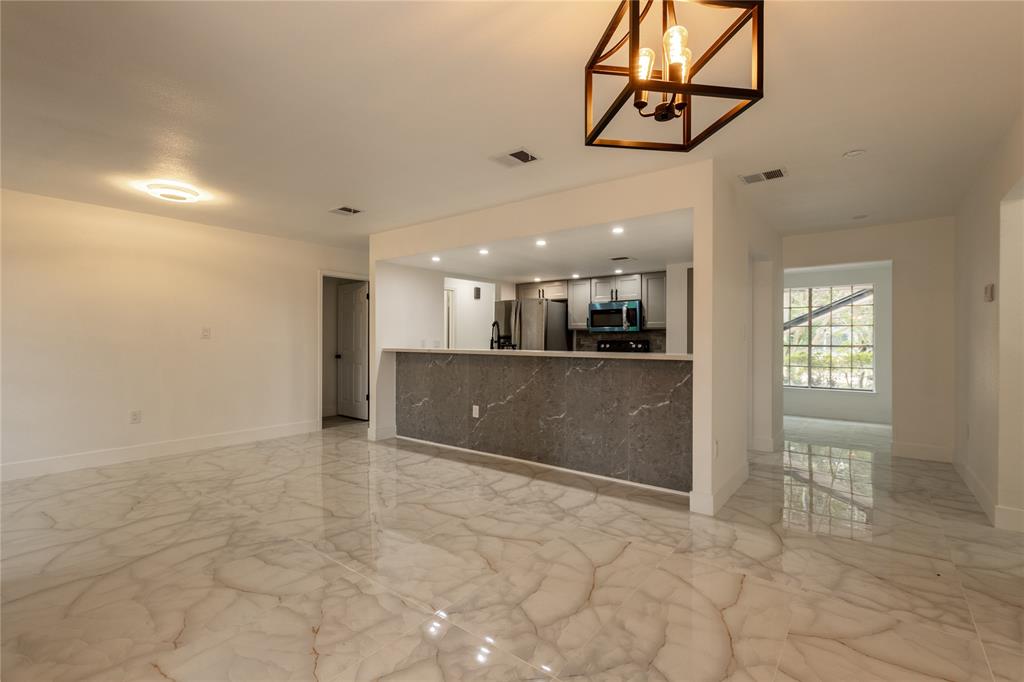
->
left=585, top=0, right=764, bottom=152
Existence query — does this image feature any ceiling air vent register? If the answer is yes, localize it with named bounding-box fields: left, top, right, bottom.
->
left=331, top=206, right=362, bottom=216
left=494, top=149, right=540, bottom=167
left=739, top=168, right=788, bottom=185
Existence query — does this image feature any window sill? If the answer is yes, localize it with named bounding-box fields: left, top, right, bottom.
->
left=783, top=386, right=878, bottom=395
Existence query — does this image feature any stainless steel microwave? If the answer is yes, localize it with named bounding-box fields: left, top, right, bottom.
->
left=588, top=300, right=642, bottom=332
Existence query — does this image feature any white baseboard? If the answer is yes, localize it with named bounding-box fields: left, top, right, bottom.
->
left=1, top=420, right=321, bottom=481
left=995, top=504, right=1024, bottom=532
left=396, top=436, right=689, bottom=499
left=369, top=423, right=397, bottom=441
left=690, top=459, right=749, bottom=516
left=892, top=439, right=953, bottom=462
left=954, top=458, right=996, bottom=524
left=750, top=430, right=783, bottom=455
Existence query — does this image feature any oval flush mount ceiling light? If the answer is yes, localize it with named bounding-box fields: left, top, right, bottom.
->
left=479, top=248, right=489, bottom=255
left=132, top=179, right=210, bottom=203
left=535, top=239, right=547, bottom=247
left=612, top=226, right=625, bottom=234
left=431, top=255, right=441, bottom=262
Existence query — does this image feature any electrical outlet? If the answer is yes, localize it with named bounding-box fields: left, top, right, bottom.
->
left=130, top=410, right=142, bottom=425
left=472, top=405, right=480, bottom=418
left=201, top=327, right=212, bottom=340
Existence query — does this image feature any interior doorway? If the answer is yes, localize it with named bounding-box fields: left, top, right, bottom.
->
left=322, top=275, right=370, bottom=422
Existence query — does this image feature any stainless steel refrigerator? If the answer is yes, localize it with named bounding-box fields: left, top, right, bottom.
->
left=494, top=300, right=569, bottom=351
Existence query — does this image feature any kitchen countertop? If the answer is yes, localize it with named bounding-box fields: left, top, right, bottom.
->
left=383, top=347, right=693, bottom=362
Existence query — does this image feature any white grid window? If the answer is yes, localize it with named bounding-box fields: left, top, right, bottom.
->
left=783, top=285, right=875, bottom=391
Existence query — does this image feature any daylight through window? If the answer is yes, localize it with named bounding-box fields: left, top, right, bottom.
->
left=783, top=284, right=875, bottom=391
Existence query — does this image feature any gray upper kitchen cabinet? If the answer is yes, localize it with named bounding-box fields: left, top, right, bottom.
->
left=518, top=280, right=568, bottom=300
left=592, top=273, right=641, bottom=302
left=539, top=280, right=568, bottom=300
left=567, top=278, right=591, bottom=329
left=641, top=271, right=667, bottom=329
left=591, top=276, right=615, bottom=303
left=615, top=273, right=642, bottom=300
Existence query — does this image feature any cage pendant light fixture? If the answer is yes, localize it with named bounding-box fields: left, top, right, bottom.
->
left=585, top=0, right=764, bottom=152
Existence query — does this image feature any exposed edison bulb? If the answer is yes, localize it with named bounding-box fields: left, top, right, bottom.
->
left=678, top=47, right=693, bottom=82
left=663, top=25, right=689, bottom=65
left=663, top=25, right=690, bottom=83
left=636, top=47, right=656, bottom=81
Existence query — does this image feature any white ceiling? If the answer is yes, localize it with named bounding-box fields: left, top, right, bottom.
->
left=2, top=2, right=1021, bottom=249
left=389, top=209, right=693, bottom=283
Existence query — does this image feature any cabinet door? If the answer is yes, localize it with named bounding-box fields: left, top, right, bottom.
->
left=567, top=278, right=591, bottom=329
left=540, top=280, right=568, bottom=300
left=517, top=283, right=540, bottom=300
left=641, top=271, right=667, bottom=329
left=614, top=273, right=642, bottom=300
left=591, top=276, right=615, bottom=303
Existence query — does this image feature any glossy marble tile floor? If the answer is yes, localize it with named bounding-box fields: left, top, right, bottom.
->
left=2, top=417, right=1022, bottom=681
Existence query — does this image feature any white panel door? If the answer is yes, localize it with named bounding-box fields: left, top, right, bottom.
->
left=338, top=281, right=370, bottom=420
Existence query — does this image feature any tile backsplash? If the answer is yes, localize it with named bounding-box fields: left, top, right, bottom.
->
left=573, top=330, right=666, bottom=352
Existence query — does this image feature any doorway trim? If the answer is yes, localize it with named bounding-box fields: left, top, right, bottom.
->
left=315, top=269, right=369, bottom=429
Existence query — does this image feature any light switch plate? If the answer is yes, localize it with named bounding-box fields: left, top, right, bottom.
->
left=472, top=405, right=480, bottom=418
left=201, top=327, right=212, bottom=339
left=984, top=283, right=995, bottom=302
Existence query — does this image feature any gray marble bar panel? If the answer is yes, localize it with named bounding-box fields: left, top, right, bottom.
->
left=395, top=352, right=692, bottom=492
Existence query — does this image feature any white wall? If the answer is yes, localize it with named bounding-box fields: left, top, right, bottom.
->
left=322, top=278, right=339, bottom=416
left=665, top=262, right=691, bottom=354
left=784, top=217, right=956, bottom=462
left=702, top=169, right=782, bottom=512
left=1, top=189, right=367, bottom=478
left=750, top=259, right=783, bottom=453
left=999, top=191, right=1024, bottom=529
left=954, top=110, right=1024, bottom=529
left=782, top=262, right=893, bottom=425
left=369, top=261, right=444, bottom=439
left=443, top=277, right=496, bottom=350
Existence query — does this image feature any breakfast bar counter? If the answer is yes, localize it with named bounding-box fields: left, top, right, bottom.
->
left=385, top=348, right=693, bottom=493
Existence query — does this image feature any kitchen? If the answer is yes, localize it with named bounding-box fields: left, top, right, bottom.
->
left=380, top=209, right=695, bottom=494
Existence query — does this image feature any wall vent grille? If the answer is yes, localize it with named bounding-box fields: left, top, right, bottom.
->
left=739, top=168, right=788, bottom=184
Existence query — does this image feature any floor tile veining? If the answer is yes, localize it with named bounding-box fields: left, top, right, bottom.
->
left=3, top=417, right=1022, bottom=681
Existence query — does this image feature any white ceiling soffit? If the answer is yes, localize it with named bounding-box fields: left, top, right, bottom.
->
left=1, top=1, right=1021, bottom=249
left=388, top=209, right=693, bottom=283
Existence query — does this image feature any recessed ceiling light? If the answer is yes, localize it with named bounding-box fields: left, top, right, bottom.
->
left=131, top=179, right=210, bottom=203
left=843, top=149, right=866, bottom=158
left=535, top=239, right=547, bottom=247
left=431, top=255, right=441, bottom=262
left=533, top=277, right=541, bottom=282
left=571, top=273, right=580, bottom=279
left=852, top=214, right=869, bottom=220
left=478, top=248, right=489, bottom=255
left=612, top=226, right=625, bottom=234
left=614, top=268, right=623, bottom=274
